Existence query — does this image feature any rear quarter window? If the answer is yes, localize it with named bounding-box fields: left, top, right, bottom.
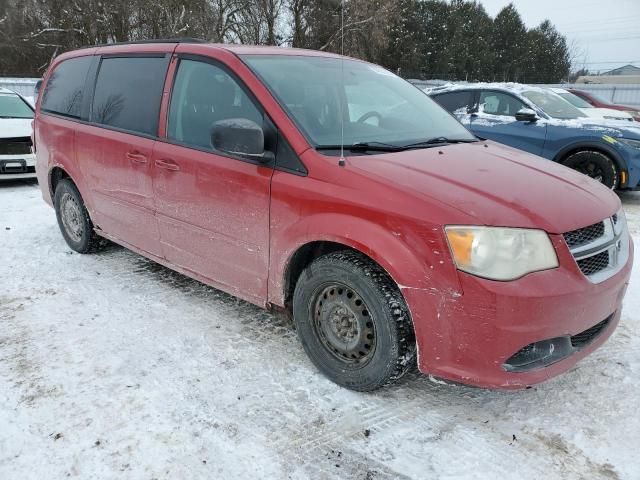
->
left=41, top=56, right=93, bottom=119
left=91, top=56, right=169, bottom=136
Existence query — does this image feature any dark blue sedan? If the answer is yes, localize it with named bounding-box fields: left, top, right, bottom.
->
left=429, top=84, right=640, bottom=190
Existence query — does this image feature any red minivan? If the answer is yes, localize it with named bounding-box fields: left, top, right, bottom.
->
left=34, top=40, right=633, bottom=391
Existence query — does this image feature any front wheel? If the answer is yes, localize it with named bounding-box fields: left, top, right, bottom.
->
left=293, top=251, right=416, bottom=391
left=563, top=150, right=618, bottom=189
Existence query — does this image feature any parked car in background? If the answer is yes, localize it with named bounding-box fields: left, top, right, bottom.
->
left=34, top=41, right=632, bottom=391
left=430, top=83, right=640, bottom=190
left=549, top=87, right=633, bottom=122
left=569, top=88, right=640, bottom=122
left=0, top=87, right=36, bottom=179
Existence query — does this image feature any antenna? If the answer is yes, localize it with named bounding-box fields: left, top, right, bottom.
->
left=339, top=0, right=346, bottom=167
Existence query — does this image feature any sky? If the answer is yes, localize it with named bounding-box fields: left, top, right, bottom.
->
left=479, top=0, right=640, bottom=73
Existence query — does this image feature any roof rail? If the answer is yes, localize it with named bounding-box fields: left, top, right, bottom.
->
left=88, top=37, right=208, bottom=48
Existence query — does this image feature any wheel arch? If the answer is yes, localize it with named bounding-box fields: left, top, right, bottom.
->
left=283, top=240, right=363, bottom=310
left=554, top=141, right=627, bottom=176
left=272, top=213, right=456, bottom=310
left=49, top=166, right=72, bottom=202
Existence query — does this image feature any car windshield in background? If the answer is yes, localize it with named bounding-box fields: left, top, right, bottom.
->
left=242, top=55, right=476, bottom=150
left=522, top=90, right=586, bottom=120
left=557, top=92, right=592, bottom=109
left=0, top=94, right=34, bottom=119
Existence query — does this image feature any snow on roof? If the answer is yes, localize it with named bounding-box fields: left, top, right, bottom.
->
left=431, top=82, right=555, bottom=95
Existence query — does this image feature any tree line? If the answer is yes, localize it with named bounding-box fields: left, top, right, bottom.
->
left=0, top=0, right=571, bottom=83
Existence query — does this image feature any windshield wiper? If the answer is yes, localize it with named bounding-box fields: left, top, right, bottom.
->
left=400, top=137, right=478, bottom=148
left=315, top=137, right=478, bottom=153
left=316, top=142, right=406, bottom=152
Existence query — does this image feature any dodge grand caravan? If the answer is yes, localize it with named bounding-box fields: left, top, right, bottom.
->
left=35, top=40, right=633, bottom=391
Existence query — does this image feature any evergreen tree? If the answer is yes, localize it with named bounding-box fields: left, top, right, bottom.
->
left=491, top=3, right=527, bottom=82
left=445, top=0, right=494, bottom=81
left=523, top=20, right=571, bottom=83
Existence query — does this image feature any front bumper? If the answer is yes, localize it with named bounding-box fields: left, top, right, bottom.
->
left=619, top=146, right=640, bottom=190
left=0, top=153, right=36, bottom=180
left=405, top=234, right=634, bottom=389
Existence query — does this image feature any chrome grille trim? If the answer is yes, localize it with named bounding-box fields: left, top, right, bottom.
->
left=564, top=212, right=629, bottom=284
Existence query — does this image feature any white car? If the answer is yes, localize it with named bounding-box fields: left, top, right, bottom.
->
left=0, top=87, right=37, bottom=180
left=550, top=87, right=633, bottom=122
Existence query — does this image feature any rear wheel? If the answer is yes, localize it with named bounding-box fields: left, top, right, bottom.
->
left=54, top=178, right=103, bottom=253
left=293, top=251, right=416, bottom=391
left=563, top=150, right=618, bottom=189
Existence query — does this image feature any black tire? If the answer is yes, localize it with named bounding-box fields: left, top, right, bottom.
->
left=563, top=150, right=618, bottom=189
left=54, top=178, right=103, bottom=253
left=293, top=250, right=416, bottom=391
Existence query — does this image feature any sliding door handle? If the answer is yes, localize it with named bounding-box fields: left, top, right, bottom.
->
left=155, top=158, right=180, bottom=171
left=126, top=151, right=148, bottom=164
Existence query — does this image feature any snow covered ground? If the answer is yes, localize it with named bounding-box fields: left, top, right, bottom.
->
left=1, top=180, right=639, bottom=480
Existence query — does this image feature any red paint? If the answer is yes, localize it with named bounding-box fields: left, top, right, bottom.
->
left=35, top=43, right=633, bottom=389
left=568, top=88, right=640, bottom=121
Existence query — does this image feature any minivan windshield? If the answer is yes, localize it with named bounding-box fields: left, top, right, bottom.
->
left=242, top=55, right=476, bottom=149
left=522, top=90, right=586, bottom=120
left=0, top=94, right=34, bottom=119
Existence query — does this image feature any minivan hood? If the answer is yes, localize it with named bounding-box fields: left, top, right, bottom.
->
left=0, top=118, right=32, bottom=138
left=350, top=141, right=619, bottom=234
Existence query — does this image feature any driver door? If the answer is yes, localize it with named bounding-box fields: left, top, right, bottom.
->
left=470, top=90, right=547, bottom=156
left=151, top=55, right=274, bottom=304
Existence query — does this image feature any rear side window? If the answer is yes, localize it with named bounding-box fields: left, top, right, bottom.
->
left=433, top=91, right=475, bottom=114
left=41, top=56, right=92, bottom=119
left=91, top=56, right=168, bottom=136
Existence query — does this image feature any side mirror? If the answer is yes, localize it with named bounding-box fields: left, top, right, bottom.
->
left=211, top=118, right=266, bottom=159
left=515, top=108, right=538, bottom=122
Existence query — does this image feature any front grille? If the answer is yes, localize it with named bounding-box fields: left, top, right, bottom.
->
left=563, top=222, right=605, bottom=249
left=0, top=136, right=32, bottom=155
left=571, top=316, right=611, bottom=348
left=576, top=250, right=610, bottom=276
left=563, top=213, right=629, bottom=283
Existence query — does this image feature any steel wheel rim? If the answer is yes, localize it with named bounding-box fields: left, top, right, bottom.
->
left=311, top=283, right=376, bottom=366
left=60, top=192, right=83, bottom=243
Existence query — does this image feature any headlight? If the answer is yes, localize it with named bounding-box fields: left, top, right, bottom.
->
left=625, top=110, right=640, bottom=120
left=618, top=138, right=640, bottom=150
left=445, top=226, right=559, bottom=281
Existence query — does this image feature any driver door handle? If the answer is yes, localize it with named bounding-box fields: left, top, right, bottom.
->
left=155, top=158, right=180, bottom=171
